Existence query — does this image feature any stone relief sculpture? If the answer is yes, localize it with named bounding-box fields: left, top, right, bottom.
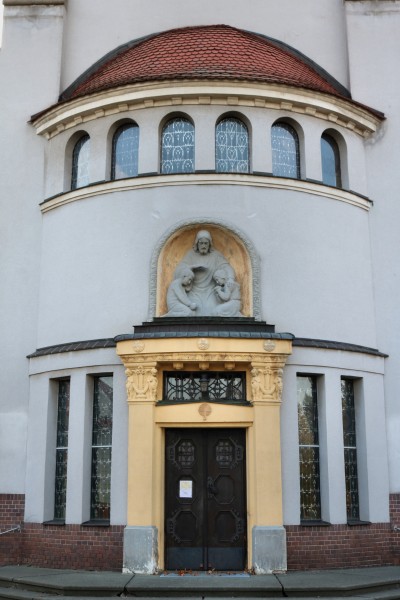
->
left=163, top=229, right=242, bottom=317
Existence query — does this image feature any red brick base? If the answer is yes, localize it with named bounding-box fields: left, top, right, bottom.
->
left=286, top=493, right=400, bottom=570
left=1, top=493, right=400, bottom=571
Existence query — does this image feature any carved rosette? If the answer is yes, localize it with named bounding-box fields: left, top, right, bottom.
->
left=125, top=363, right=158, bottom=403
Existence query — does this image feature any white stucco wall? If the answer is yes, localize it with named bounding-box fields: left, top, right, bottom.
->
left=0, top=3, right=65, bottom=492
left=345, top=0, right=400, bottom=493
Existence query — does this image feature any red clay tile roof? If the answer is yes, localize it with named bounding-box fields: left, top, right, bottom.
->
left=62, top=25, right=349, bottom=101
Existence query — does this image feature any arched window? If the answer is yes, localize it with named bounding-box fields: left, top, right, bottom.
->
left=161, top=117, right=194, bottom=174
left=71, top=134, right=90, bottom=190
left=215, top=117, right=249, bottom=173
left=111, top=123, right=139, bottom=180
left=321, top=133, right=342, bottom=188
left=271, top=122, right=300, bottom=179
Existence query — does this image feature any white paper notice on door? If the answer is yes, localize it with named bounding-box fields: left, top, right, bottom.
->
left=179, top=479, right=193, bottom=498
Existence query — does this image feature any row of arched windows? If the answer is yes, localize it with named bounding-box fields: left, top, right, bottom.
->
left=71, top=116, right=343, bottom=191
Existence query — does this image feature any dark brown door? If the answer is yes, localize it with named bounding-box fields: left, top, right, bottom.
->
left=165, top=428, right=246, bottom=571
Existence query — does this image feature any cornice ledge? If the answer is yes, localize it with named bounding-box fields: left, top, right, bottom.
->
left=4, top=0, right=65, bottom=4
left=40, top=175, right=372, bottom=214
left=31, top=80, right=382, bottom=140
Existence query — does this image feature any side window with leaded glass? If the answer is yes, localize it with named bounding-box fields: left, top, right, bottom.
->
left=297, top=375, right=321, bottom=521
left=321, top=132, right=342, bottom=188
left=90, top=375, right=113, bottom=521
left=161, top=117, right=195, bottom=174
left=111, top=123, right=139, bottom=180
left=71, top=134, right=90, bottom=190
left=54, top=379, right=70, bottom=520
left=215, top=117, right=249, bottom=173
left=271, top=121, right=300, bottom=179
left=341, top=378, right=360, bottom=521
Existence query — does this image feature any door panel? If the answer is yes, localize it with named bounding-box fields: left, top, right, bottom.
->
left=165, top=428, right=246, bottom=571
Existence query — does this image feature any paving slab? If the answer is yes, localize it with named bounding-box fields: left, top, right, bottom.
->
left=276, top=566, right=400, bottom=596
left=0, top=566, right=133, bottom=596
left=126, top=573, right=282, bottom=596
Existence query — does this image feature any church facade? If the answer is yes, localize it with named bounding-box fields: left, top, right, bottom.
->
left=0, top=0, right=399, bottom=572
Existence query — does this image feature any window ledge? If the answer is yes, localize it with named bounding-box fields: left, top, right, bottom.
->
left=40, top=173, right=372, bottom=214
left=81, top=519, right=110, bottom=527
left=347, top=519, right=371, bottom=526
left=43, top=519, right=65, bottom=526
left=300, top=520, right=331, bottom=527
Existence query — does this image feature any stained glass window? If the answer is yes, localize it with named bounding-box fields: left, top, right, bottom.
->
left=54, top=380, right=70, bottom=520
left=215, top=118, right=249, bottom=173
left=341, top=379, right=360, bottom=521
left=90, top=376, right=113, bottom=521
left=161, top=118, right=194, bottom=174
left=71, top=134, right=90, bottom=190
left=321, top=133, right=342, bottom=187
left=111, top=124, right=139, bottom=180
left=297, top=375, right=321, bottom=521
left=271, top=122, right=300, bottom=178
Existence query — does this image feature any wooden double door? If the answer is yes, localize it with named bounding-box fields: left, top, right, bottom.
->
left=165, top=428, right=247, bottom=571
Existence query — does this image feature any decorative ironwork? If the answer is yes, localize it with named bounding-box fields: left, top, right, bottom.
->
left=215, top=118, right=249, bottom=173
left=177, top=441, right=196, bottom=469
left=163, top=371, right=246, bottom=404
left=90, top=376, right=113, bottom=520
left=161, top=118, right=195, bottom=174
left=71, top=134, right=90, bottom=190
left=297, top=376, right=321, bottom=521
left=342, top=379, right=360, bottom=520
left=271, top=122, right=300, bottom=179
left=216, top=440, right=234, bottom=468
left=111, top=124, right=139, bottom=179
left=54, top=380, right=70, bottom=520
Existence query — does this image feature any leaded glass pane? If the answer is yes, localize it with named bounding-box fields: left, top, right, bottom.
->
left=321, top=134, right=341, bottom=187
left=111, top=124, right=139, bottom=179
left=161, top=118, right=194, bottom=174
left=71, top=134, right=90, bottom=190
left=91, top=447, right=112, bottom=520
left=341, top=379, right=360, bottom=520
left=54, top=380, right=70, bottom=520
left=271, top=122, right=300, bottom=178
left=297, top=376, right=321, bottom=521
left=215, top=118, right=249, bottom=173
left=163, top=372, right=246, bottom=404
left=91, top=376, right=113, bottom=520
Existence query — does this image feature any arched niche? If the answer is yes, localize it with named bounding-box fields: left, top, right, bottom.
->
left=150, top=220, right=260, bottom=319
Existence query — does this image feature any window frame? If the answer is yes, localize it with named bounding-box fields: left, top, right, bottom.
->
left=271, top=120, right=301, bottom=179
left=215, top=115, right=250, bottom=174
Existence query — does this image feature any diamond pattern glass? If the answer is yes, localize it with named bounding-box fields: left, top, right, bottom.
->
left=342, top=379, right=360, bottom=520
left=297, top=376, right=321, bottom=521
left=111, top=124, right=139, bottom=179
left=91, top=376, right=113, bottom=520
left=54, top=380, right=70, bottom=520
left=216, top=118, right=249, bottom=173
left=271, top=122, right=300, bottom=178
left=161, top=118, right=194, bottom=174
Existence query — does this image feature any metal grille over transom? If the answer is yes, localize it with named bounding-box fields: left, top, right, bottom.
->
left=163, top=371, right=247, bottom=404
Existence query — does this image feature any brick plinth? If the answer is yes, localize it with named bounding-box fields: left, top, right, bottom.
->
left=286, top=493, right=400, bottom=570
left=0, top=494, right=24, bottom=565
left=2, top=493, right=400, bottom=571
left=21, top=523, right=124, bottom=571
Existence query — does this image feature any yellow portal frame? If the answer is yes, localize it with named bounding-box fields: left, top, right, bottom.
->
left=117, top=335, right=292, bottom=570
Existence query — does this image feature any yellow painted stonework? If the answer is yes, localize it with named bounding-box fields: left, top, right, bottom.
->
left=117, top=335, right=292, bottom=569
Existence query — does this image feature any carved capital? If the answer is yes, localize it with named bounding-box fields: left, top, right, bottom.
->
left=250, top=361, right=284, bottom=404
left=125, top=363, right=158, bottom=403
